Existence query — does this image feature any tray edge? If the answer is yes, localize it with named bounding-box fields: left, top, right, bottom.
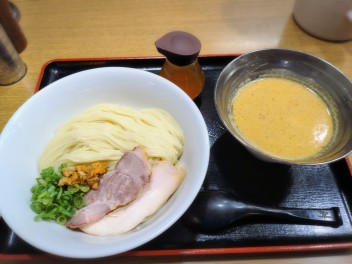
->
left=2, top=241, right=352, bottom=260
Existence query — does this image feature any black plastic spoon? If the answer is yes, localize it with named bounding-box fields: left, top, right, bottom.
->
left=183, top=191, right=342, bottom=230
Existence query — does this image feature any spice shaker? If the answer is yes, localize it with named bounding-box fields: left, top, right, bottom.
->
left=155, top=31, right=205, bottom=99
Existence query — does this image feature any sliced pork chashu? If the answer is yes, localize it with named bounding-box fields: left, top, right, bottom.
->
left=66, top=147, right=151, bottom=228
left=80, top=160, right=185, bottom=236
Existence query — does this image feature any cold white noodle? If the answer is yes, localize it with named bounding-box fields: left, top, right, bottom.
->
left=39, top=103, right=184, bottom=170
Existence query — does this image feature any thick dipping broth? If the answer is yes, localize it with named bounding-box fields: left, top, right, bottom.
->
left=231, top=77, right=334, bottom=160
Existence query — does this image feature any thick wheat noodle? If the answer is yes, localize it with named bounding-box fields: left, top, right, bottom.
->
left=38, top=103, right=184, bottom=170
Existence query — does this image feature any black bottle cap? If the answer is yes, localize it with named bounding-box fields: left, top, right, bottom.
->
left=155, top=31, right=201, bottom=66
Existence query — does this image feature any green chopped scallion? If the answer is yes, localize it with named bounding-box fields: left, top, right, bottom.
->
left=30, top=165, right=90, bottom=225
left=80, top=185, right=90, bottom=193
left=67, top=184, right=80, bottom=193
left=73, top=196, right=85, bottom=208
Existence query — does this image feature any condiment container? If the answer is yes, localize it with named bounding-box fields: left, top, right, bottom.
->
left=0, top=0, right=27, bottom=53
left=155, top=31, right=205, bottom=99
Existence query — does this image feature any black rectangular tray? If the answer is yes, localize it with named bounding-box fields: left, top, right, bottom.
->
left=2, top=55, right=352, bottom=258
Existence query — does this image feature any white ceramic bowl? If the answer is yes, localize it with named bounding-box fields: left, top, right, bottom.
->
left=0, top=67, right=209, bottom=258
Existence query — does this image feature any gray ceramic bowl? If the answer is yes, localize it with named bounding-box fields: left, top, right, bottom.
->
left=215, top=48, right=352, bottom=165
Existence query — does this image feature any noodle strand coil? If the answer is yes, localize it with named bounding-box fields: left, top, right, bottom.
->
left=39, top=103, right=184, bottom=170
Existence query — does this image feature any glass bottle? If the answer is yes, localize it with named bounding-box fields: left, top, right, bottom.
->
left=155, top=31, right=205, bottom=99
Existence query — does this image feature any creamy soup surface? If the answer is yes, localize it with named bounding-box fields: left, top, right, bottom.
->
left=231, top=77, right=333, bottom=160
